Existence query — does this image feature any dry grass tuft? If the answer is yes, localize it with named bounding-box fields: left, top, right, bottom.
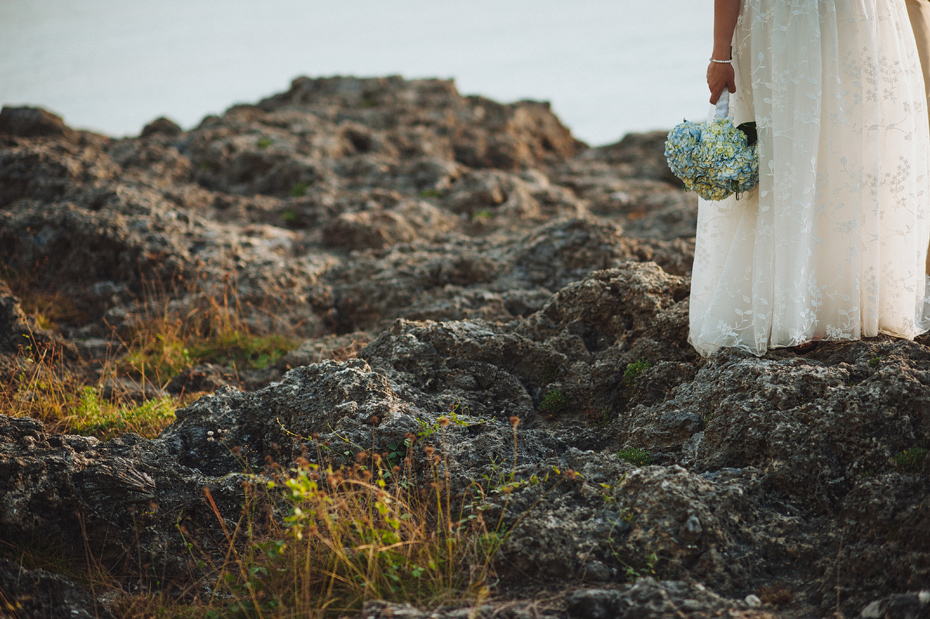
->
left=115, top=281, right=301, bottom=386
left=0, top=342, right=184, bottom=439
left=111, top=430, right=509, bottom=618
left=1, top=273, right=299, bottom=440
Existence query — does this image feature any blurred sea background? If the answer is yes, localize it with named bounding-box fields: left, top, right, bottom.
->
left=0, top=0, right=712, bottom=146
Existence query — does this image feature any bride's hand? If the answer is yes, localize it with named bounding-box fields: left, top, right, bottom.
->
left=707, top=61, right=736, bottom=104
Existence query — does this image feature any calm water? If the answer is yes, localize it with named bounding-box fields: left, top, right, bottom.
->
left=0, top=0, right=713, bottom=145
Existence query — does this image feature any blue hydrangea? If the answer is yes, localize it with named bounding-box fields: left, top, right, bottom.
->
left=665, top=117, right=759, bottom=202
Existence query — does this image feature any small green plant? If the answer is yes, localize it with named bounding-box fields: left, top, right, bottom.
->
left=71, top=386, right=176, bottom=440
left=471, top=210, right=494, bottom=222
left=419, top=189, right=443, bottom=199
left=416, top=406, right=472, bottom=441
left=624, top=359, right=651, bottom=388
left=617, top=447, right=651, bottom=466
left=125, top=335, right=192, bottom=380
left=257, top=137, right=273, bottom=149
left=868, top=356, right=883, bottom=368
left=385, top=437, right=414, bottom=470
left=623, top=552, right=658, bottom=582
left=597, top=479, right=628, bottom=508
left=281, top=209, right=299, bottom=226
left=539, top=390, right=569, bottom=415
left=893, top=448, right=928, bottom=472
left=290, top=182, right=308, bottom=198
left=197, top=161, right=215, bottom=172
left=193, top=331, right=296, bottom=370
left=608, top=522, right=659, bottom=583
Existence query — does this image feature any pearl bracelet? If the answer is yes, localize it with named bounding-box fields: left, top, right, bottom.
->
left=710, top=58, right=733, bottom=64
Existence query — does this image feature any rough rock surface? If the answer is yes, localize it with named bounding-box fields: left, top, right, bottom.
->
left=0, top=558, right=112, bottom=619
left=1, top=77, right=928, bottom=619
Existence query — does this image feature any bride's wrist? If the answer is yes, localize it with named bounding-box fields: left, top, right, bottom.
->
left=711, top=43, right=732, bottom=61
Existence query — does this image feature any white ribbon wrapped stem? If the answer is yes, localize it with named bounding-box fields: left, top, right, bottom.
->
left=715, top=90, right=730, bottom=119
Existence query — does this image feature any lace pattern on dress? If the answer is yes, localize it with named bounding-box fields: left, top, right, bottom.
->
left=689, top=0, right=930, bottom=356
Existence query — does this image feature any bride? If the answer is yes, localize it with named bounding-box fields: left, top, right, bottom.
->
left=689, top=0, right=930, bottom=356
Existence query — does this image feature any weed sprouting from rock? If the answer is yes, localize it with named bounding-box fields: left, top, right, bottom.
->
left=621, top=551, right=658, bottom=582
left=587, top=406, right=612, bottom=427
left=617, top=447, right=651, bottom=466
left=281, top=208, right=299, bottom=226
left=624, top=359, right=651, bottom=389
left=539, top=389, right=569, bottom=415
left=416, top=405, right=473, bottom=441
left=893, top=448, right=928, bottom=472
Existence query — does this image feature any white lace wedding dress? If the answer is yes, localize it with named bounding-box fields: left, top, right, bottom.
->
left=689, top=0, right=930, bottom=356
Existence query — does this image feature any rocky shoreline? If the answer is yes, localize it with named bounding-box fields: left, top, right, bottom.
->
left=1, top=76, right=928, bottom=618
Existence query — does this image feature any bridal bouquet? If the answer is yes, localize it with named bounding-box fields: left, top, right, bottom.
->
left=665, top=91, right=758, bottom=201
